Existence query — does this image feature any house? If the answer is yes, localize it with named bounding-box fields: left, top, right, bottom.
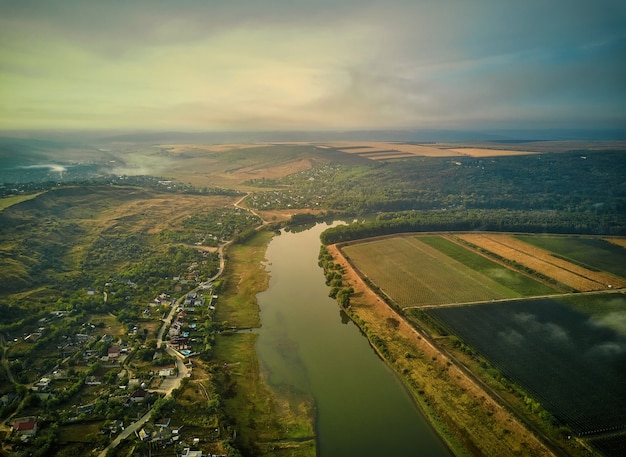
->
left=159, top=368, right=174, bottom=378
left=129, top=388, right=148, bottom=403
left=75, top=333, right=92, bottom=344
left=168, top=322, right=181, bottom=337
left=108, top=346, right=121, bottom=359
left=85, top=376, right=102, bottom=386
left=13, top=419, right=37, bottom=437
left=24, top=332, right=42, bottom=342
left=182, top=448, right=203, bottom=457
left=138, top=428, right=151, bottom=441
left=155, top=417, right=171, bottom=428
left=77, top=404, right=95, bottom=415
left=35, top=378, right=51, bottom=391
left=103, top=420, right=124, bottom=434
left=154, top=293, right=171, bottom=306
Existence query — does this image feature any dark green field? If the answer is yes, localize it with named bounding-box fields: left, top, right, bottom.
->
left=427, top=296, right=626, bottom=439
left=419, top=235, right=558, bottom=296
left=515, top=235, right=626, bottom=278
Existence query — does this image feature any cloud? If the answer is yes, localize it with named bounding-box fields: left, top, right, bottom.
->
left=588, top=310, right=626, bottom=335
left=498, top=328, right=525, bottom=346
left=19, top=164, right=68, bottom=173
left=1, top=0, right=625, bottom=130
left=514, top=313, right=571, bottom=344
left=586, top=341, right=626, bottom=358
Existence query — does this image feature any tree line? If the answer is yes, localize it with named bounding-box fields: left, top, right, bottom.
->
left=320, top=209, right=626, bottom=245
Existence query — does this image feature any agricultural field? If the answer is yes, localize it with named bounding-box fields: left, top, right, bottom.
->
left=312, top=142, right=550, bottom=160
left=514, top=235, right=626, bottom=279
left=0, top=192, right=44, bottom=211
left=456, top=233, right=626, bottom=291
left=344, top=232, right=626, bottom=456
left=426, top=296, right=626, bottom=443
left=342, top=235, right=557, bottom=308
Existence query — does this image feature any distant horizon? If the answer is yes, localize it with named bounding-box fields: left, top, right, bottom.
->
left=2, top=127, right=626, bottom=143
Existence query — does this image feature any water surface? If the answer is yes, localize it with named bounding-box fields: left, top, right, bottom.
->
left=256, top=222, right=452, bottom=456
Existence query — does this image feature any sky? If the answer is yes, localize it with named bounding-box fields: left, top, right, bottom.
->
left=1, top=0, right=625, bottom=132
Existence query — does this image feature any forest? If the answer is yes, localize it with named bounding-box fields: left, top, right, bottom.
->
left=250, top=150, right=626, bottom=216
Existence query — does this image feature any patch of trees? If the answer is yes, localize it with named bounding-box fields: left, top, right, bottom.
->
left=320, top=209, right=626, bottom=244
left=249, top=151, right=626, bottom=217
left=82, top=232, right=150, bottom=270
left=0, top=174, right=241, bottom=198
left=160, top=207, right=262, bottom=246
left=318, top=246, right=353, bottom=308
left=118, top=245, right=219, bottom=285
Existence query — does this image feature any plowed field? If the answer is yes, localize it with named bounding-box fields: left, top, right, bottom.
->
left=455, top=234, right=626, bottom=291
left=606, top=237, right=626, bottom=249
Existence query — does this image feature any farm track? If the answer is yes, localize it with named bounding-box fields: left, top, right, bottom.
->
left=411, top=288, right=626, bottom=310
left=456, top=233, right=626, bottom=291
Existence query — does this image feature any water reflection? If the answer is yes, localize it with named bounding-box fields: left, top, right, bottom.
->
left=256, top=223, right=452, bottom=457
left=339, top=309, right=351, bottom=325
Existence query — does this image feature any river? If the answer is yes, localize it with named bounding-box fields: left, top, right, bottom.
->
left=256, top=222, right=453, bottom=456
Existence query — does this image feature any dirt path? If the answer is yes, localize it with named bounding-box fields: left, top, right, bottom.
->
left=0, top=334, right=15, bottom=385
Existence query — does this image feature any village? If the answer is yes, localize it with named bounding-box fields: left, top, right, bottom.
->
left=1, top=272, right=227, bottom=457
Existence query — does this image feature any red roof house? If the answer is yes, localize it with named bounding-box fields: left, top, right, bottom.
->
left=13, top=420, right=37, bottom=436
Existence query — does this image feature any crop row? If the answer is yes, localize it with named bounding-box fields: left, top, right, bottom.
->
left=343, top=236, right=520, bottom=307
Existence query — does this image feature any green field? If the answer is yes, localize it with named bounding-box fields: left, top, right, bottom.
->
left=427, top=295, right=626, bottom=442
left=0, top=192, right=44, bottom=211
left=559, top=293, right=626, bottom=336
left=419, top=236, right=558, bottom=296
left=515, top=234, right=626, bottom=278
left=343, top=235, right=554, bottom=307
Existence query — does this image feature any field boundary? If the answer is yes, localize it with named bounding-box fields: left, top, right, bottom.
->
left=329, top=243, right=567, bottom=457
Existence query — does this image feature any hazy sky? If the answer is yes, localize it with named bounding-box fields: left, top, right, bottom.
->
left=1, top=0, right=625, bottom=131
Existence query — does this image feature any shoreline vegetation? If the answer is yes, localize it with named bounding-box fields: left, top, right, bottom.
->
left=214, top=230, right=316, bottom=457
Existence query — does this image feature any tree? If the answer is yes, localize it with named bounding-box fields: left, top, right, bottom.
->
left=337, top=288, right=352, bottom=308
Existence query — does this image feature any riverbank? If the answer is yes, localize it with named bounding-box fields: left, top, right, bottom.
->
left=214, top=231, right=316, bottom=457
left=326, top=243, right=557, bottom=457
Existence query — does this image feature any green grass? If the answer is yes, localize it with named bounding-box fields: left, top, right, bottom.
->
left=419, top=235, right=558, bottom=296
left=214, top=333, right=315, bottom=457
left=214, top=230, right=315, bottom=456
left=58, top=421, right=105, bottom=443
left=0, top=192, right=44, bottom=211
left=344, top=236, right=524, bottom=307
left=216, top=231, right=274, bottom=328
left=515, top=234, right=626, bottom=277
